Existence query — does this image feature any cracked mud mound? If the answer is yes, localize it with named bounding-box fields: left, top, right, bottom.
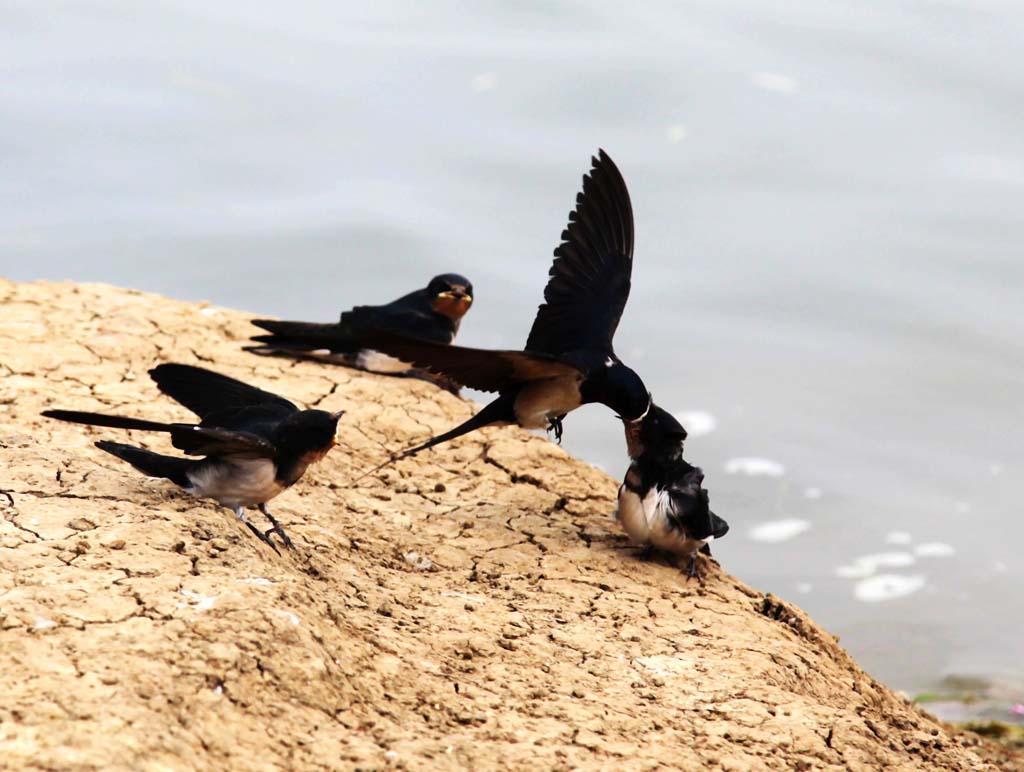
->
left=0, top=279, right=1014, bottom=771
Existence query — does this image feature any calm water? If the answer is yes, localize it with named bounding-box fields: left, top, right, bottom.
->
left=2, top=1, right=1022, bottom=701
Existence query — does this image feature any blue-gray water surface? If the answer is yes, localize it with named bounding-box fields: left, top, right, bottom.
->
left=2, top=1, right=1022, bottom=703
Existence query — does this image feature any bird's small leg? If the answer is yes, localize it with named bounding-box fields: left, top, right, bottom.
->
left=234, top=506, right=281, bottom=555
left=258, top=503, right=294, bottom=550
left=546, top=414, right=565, bottom=444
left=683, top=552, right=705, bottom=584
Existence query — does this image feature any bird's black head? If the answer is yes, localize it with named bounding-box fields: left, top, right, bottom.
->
left=624, top=403, right=687, bottom=461
left=667, top=464, right=730, bottom=543
left=274, top=409, right=344, bottom=463
left=607, top=364, right=651, bottom=424
left=427, top=273, right=474, bottom=321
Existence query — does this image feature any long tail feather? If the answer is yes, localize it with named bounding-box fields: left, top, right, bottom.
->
left=95, top=440, right=193, bottom=487
left=350, top=394, right=516, bottom=485
left=42, top=410, right=173, bottom=433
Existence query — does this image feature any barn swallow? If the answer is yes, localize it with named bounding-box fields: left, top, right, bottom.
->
left=245, top=273, right=473, bottom=393
left=41, top=364, right=343, bottom=553
left=615, top=405, right=729, bottom=579
left=358, top=150, right=650, bottom=470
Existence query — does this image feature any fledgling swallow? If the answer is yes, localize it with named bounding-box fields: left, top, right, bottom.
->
left=615, top=405, right=729, bottom=579
left=357, top=150, right=650, bottom=472
left=245, top=273, right=473, bottom=393
left=41, top=364, right=343, bottom=553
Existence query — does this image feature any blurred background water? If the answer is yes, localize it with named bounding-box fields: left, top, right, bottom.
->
left=2, top=0, right=1022, bottom=704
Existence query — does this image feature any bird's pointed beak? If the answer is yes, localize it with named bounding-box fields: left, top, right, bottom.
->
left=433, top=286, right=473, bottom=320
left=330, top=411, right=346, bottom=446
left=438, top=285, right=472, bottom=302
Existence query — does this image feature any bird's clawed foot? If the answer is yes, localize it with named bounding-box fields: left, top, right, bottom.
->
left=683, top=553, right=706, bottom=584
left=547, top=415, right=565, bottom=444
left=235, top=507, right=281, bottom=555
left=259, top=504, right=295, bottom=550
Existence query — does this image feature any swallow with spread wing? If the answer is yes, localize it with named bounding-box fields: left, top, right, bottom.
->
left=358, top=150, right=651, bottom=471
left=616, top=405, right=729, bottom=579
left=42, top=364, right=343, bottom=552
left=245, top=273, right=473, bottom=393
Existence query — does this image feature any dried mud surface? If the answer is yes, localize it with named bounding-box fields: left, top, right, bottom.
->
left=0, top=279, right=1013, bottom=771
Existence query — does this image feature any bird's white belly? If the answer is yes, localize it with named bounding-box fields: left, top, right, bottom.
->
left=186, top=458, right=284, bottom=508
left=615, top=485, right=705, bottom=556
left=356, top=349, right=413, bottom=374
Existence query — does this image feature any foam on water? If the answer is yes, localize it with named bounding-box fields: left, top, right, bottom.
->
left=835, top=552, right=916, bottom=579
left=914, top=542, right=955, bottom=558
left=665, top=124, right=687, bottom=143
left=854, top=574, right=927, bottom=603
left=884, top=531, right=913, bottom=545
left=675, top=410, right=716, bottom=437
left=725, top=457, right=785, bottom=477
left=749, top=518, right=811, bottom=543
left=751, top=71, right=798, bottom=94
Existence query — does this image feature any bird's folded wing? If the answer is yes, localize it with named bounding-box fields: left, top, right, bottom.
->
left=343, top=304, right=452, bottom=344
left=525, top=149, right=634, bottom=356
left=248, top=319, right=357, bottom=352
left=150, top=364, right=297, bottom=419
left=168, top=425, right=277, bottom=458
left=358, top=331, right=580, bottom=392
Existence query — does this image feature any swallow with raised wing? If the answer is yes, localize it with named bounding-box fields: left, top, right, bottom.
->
left=246, top=273, right=473, bottom=392
left=42, top=364, right=343, bottom=552
left=357, top=150, right=650, bottom=470
left=615, top=405, right=729, bottom=579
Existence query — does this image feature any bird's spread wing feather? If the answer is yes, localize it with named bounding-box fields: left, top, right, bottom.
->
left=525, top=149, right=634, bottom=356
left=358, top=331, right=580, bottom=392
left=149, top=364, right=297, bottom=419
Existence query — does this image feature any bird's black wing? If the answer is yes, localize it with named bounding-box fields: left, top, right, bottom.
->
left=248, top=319, right=361, bottom=354
left=359, top=331, right=580, bottom=393
left=249, top=301, right=451, bottom=354
left=525, top=149, right=634, bottom=356
left=343, top=297, right=453, bottom=345
left=149, top=364, right=297, bottom=420
left=168, top=424, right=278, bottom=458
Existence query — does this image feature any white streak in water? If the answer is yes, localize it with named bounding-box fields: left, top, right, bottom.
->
left=666, top=124, right=687, bottom=143
left=471, top=72, right=497, bottom=92
left=725, top=457, right=785, bottom=477
left=803, top=487, right=823, bottom=500
left=675, top=410, right=717, bottom=438
left=751, top=71, right=798, bottom=94
left=884, top=531, right=912, bottom=545
left=854, top=574, right=926, bottom=603
left=835, top=552, right=915, bottom=579
left=749, top=518, right=810, bottom=543
left=914, top=542, right=955, bottom=558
